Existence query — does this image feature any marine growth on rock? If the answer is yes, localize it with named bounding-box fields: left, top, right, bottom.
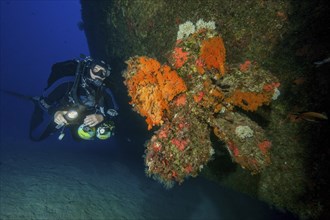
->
left=123, top=20, right=280, bottom=188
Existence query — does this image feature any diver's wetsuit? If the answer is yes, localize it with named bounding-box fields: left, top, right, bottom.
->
left=30, top=60, right=119, bottom=141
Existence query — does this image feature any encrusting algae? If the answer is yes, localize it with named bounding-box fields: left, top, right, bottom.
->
left=124, top=56, right=187, bottom=130
left=123, top=20, right=280, bottom=188
left=200, top=36, right=226, bottom=75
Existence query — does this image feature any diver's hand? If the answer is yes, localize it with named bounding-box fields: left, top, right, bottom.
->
left=54, top=111, right=68, bottom=125
left=84, top=114, right=104, bottom=127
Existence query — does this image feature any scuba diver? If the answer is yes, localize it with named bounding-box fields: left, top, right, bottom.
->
left=30, top=56, right=119, bottom=141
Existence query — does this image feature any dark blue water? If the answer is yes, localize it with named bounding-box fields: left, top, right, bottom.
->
left=0, top=1, right=298, bottom=219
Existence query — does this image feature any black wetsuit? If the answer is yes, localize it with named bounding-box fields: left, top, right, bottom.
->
left=30, top=60, right=119, bottom=141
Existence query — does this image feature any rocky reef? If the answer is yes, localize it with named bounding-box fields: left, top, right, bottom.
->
left=81, top=0, right=330, bottom=219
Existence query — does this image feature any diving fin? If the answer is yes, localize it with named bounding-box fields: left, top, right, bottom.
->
left=0, top=89, right=35, bottom=101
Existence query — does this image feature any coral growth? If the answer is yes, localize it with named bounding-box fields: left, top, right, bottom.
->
left=144, top=109, right=213, bottom=188
left=177, top=21, right=196, bottom=40
left=239, top=60, right=252, bottom=72
left=212, top=111, right=272, bottom=173
left=227, top=90, right=272, bottom=112
left=123, top=56, right=187, bottom=130
left=123, top=21, right=279, bottom=188
left=200, top=36, right=226, bottom=75
left=258, top=140, right=272, bottom=155
left=172, top=47, right=189, bottom=68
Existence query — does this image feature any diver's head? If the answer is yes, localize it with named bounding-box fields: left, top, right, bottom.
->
left=86, top=59, right=111, bottom=87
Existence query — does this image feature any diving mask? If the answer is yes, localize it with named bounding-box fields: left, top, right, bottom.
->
left=91, top=61, right=111, bottom=78
left=92, top=68, right=109, bottom=78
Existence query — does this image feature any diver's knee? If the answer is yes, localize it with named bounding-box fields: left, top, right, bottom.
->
left=29, top=134, right=42, bottom=142
left=29, top=130, right=45, bottom=142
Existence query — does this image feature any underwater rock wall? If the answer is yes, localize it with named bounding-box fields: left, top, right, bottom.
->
left=81, top=0, right=330, bottom=219
left=81, top=0, right=290, bottom=64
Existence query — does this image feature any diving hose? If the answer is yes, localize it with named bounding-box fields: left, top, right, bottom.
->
left=57, top=59, right=83, bottom=140
left=58, top=125, right=66, bottom=140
